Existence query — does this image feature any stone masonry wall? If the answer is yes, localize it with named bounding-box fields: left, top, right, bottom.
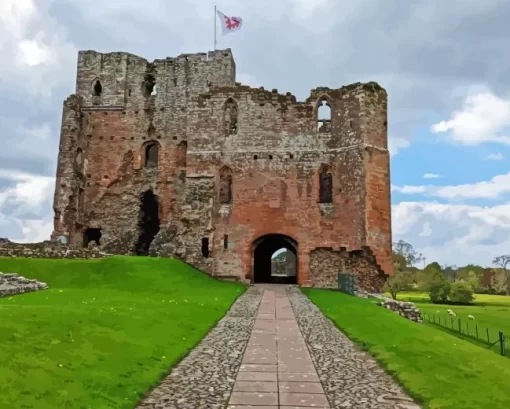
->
left=50, top=48, right=393, bottom=288
left=0, top=239, right=107, bottom=259
left=308, top=247, right=387, bottom=293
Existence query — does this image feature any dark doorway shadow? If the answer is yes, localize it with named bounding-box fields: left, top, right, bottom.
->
left=134, top=190, right=160, bottom=255
left=253, top=234, right=298, bottom=284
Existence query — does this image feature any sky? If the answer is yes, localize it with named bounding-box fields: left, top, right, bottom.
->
left=1, top=0, right=510, bottom=268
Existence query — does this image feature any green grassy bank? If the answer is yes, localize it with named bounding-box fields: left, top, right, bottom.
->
left=303, top=288, right=510, bottom=409
left=0, top=256, right=244, bottom=409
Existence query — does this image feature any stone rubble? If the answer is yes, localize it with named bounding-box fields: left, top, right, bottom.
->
left=0, top=272, right=49, bottom=297
left=287, top=286, right=421, bottom=409
left=0, top=238, right=107, bottom=259
left=374, top=297, right=423, bottom=323
left=136, top=286, right=263, bottom=409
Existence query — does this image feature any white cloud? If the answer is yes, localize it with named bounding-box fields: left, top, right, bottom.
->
left=423, top=173, right=442, bottom=179
left=419, top=221, right=432, bottom=237
left=0, top=0, right=36, bottom=42
left=0, top=169, right=54, bottom=242
left=16, top=219, right=53, bottom=243
left=431, top=91, right=510, bottom=145
left=0, top=169, right=54, bottom=213
left=392, top=185, right=428, bottom=194
left=393, top=201, right=510, bottom=266
left=0, top=0, right=77, bottom=96
left=291, top=0, right=331, bottom=18
left=487, top=152, right=504, bottom=160
left=388, top=136, right=410, bottom=156
left=16, top=38, right=52, bottom=66
left=393, top=172, right=510, bottom=199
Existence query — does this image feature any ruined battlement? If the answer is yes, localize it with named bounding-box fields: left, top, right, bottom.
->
left=75, top=48, right=236, bottom=108
left=51, top=48, right=392, bottom=292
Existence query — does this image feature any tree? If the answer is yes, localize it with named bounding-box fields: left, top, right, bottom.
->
left=424, top=262, right=442, bottom=273
left=422, top=268, right=450, bottom=303
left=450, top=281, right=474, bottom=304
left=415, top=262, right=442, bottom=290
left=443, top=265, right=457, bottom=282
left=272, top=251, right=287, bottom=262
left=464, top=271, right=480, bottom=291
left=383, top=271, right=413, bottom=300
left=490, top=271, right=507, bottom=294
left=392, top=240, right=424, bottom=271
left=493, top=255, right=510, bottom=296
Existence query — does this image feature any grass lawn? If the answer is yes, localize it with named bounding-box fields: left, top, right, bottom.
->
left=0, top=256, right=245, bottom=409
left=393, top=292, right=510, bottom=353
left=303, top=288, right=510, bottom=409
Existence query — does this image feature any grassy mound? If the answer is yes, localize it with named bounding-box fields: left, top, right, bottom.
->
left=303, top=288, right=510, bottom=409
left=0, top=256, right=245, bottom=409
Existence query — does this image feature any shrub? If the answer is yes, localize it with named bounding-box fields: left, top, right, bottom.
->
left=450, top=281, right=474, bottom=304
left=429, top=280, right=451, bottom=303
left=423, top=269, right=451, bottom=303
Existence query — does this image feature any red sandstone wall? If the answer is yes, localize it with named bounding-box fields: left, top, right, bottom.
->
left=51, top=48, right=392, bottom=289
left=360, top=86, right=393, bottom=275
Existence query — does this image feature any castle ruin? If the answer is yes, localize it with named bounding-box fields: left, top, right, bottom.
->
left=51, top=48, right=392, bottom=292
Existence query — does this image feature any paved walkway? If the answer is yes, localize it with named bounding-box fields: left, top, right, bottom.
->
left=137, top=284, right=420, bottom=409
left=228, top=285, right=329, bottom=408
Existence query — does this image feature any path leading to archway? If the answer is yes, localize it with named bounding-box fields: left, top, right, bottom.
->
left=227, top=284, right=329, bottom=407
left=137, top=285, right=421, bottom=409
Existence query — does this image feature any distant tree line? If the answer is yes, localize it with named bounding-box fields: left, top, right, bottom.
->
left=383, top=240, right=510, bottom=304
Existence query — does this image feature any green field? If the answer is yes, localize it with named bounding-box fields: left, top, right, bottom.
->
left=393, top=292, right=510, bottom=353
left=304, top=288, right=510, bottom=409
left=0, top=256, right=244, bottom=409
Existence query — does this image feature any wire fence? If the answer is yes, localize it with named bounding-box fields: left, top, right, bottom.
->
left=422, top=313, right=508, bottom=358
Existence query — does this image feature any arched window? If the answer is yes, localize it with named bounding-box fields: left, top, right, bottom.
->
left=317, top=97, right=331, bottom=133
left=145, top=142, right=159, bottom=168
left=319, top=164, right=333, bottom=203
left=93, top=80, right=102, bottom=97
left=219, top=166, right=233, bottom=204
left=224, top=98, right=238, bottom=135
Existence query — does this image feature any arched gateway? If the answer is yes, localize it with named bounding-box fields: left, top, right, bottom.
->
left=252, top=234, right=298, bottom=284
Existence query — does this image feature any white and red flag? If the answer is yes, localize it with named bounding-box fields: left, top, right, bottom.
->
left=216, top=10, right=243, bottom=35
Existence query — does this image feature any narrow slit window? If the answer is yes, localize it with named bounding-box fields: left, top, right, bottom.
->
left=224, top=98, right=238, bottom=135
left=319, top=165, right=333, bottom=204
left=219, top=166, right=233, bottom=204
left=93, top=80, right=102, bottom=97
left=224, top=235, right=228, bottom=250
left=202, top=237, right=210, bottom=258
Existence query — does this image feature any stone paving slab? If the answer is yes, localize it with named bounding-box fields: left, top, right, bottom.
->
left=227, top=285, right=330, bottom=408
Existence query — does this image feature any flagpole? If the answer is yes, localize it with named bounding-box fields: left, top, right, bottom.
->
left=214, top=5, right=217, bottom=51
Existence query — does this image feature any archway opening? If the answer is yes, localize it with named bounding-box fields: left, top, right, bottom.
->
left=134, top=190, right=160, bottom=255
left=253, top=234, right=297, bottom=284
left=83, top=228, right=102, bottom=248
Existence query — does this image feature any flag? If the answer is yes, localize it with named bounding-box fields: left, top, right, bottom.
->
left=216, top=10, right=243, bottom=35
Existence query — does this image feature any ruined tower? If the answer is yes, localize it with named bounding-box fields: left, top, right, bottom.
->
left=51, top=48, right=392, bottom=292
